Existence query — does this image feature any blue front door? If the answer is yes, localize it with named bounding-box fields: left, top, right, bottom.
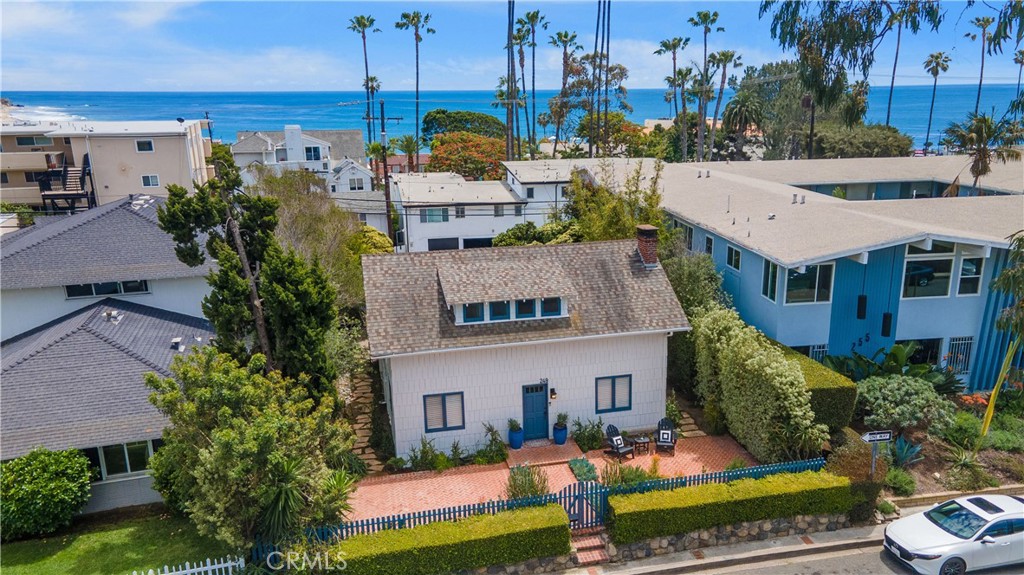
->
left=522, top=383, right=548, bottom=440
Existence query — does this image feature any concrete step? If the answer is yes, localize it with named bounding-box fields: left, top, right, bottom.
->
left=572, top=535, right=605, bottom=551
left=574, top=547, right=610, bottom=566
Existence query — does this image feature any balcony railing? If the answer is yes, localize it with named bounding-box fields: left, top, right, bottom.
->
left=0, top=151, right=65, bottom=172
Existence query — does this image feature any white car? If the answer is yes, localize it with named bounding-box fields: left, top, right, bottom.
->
left=884, top=495, right=1024, bottom=575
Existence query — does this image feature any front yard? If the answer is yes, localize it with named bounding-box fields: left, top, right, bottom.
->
left=1, top=505, right=233, bottom=575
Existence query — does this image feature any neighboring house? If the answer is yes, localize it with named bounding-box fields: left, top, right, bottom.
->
left=0, top=195, right=211, bottom=341
left=503, top=157, right=1024, bottom=391
left=232, top=126, right=366, bottom=187
left=362, top=227, right=689, bottom=458
left=0, top=298, right=214, bottom=513
left=329, top=158, right=374, bottom=196
left=391, top=172, right=528, bottom=252
left=333, top=190, right=389, bottom=236
left=0, top=120, right=212, bottom=210
left=375, top=153, right=431, bottom=179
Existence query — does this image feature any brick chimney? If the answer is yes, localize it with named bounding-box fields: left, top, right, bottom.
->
left=636, top=224, right=659, bottom=269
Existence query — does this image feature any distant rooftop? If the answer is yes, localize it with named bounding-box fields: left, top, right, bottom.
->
left=392, top=172, right=522, bottom=205
left=235, top=128, right=365, bottom=161
left=2, top=119, right=205, bottom=137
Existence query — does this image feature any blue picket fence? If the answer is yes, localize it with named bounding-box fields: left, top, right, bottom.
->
left=250, top=457, right=825, bottom=563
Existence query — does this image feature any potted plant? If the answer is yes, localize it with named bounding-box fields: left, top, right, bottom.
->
left=508, top=418, right=524, bottom=450
left=553, top=413, right=569, bottom=445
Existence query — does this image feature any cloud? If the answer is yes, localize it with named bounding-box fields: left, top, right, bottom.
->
left=0, top=1, right=78, bottom=39
left=114, top=1, right=198, bottom=28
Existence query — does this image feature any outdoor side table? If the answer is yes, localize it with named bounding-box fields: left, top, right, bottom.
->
left=634, top=436, right=650, bottom=454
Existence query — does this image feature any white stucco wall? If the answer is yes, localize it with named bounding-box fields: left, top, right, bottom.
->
left=384, top=332, right=669, bottom=458
left=1, top=276, right=210, bottom=340
left=398, top=204, right=529, bottom=252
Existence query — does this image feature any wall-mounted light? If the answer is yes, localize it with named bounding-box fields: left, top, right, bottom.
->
left=857, top=295, right=867, bottom=320
left=881, top=312, right=893, bottom=338
left=549, top=388, right=558, bottom=400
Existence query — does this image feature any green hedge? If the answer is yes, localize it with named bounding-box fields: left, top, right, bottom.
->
left=607, top=471, right=854, bottom=544
left=0, top=448, right=92, bottom=541
left=328, top=505, right=570, bottom=575
left=777, top=344, right=858, bottom=431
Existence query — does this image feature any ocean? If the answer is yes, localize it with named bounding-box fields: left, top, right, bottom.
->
left=3, top=84, right=1019, bottom=149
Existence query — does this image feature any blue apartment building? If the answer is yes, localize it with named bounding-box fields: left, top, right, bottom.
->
left=504, top=157, right=1024, bottom=391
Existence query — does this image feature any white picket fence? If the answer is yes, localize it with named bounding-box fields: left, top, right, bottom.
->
left=131, top=555, right=245, bottom=575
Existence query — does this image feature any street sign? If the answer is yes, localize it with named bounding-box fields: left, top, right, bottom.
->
left=861, top=430, right=893, bottom=444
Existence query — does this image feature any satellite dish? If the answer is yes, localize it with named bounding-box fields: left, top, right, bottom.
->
left=176, top=117, right=185, bottom=124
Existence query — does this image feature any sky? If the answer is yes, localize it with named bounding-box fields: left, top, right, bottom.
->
left=1, top=0, right=1021, bottom=92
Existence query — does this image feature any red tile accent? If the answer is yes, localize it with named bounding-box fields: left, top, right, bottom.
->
left=573, top=535, right=605, bottom=550
left=691, top=550, right=705, bottom=560
left=801, top=535, right=815, bottom=545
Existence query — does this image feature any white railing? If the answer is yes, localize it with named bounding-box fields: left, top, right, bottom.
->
left=131, top=555, right=244, bottom=575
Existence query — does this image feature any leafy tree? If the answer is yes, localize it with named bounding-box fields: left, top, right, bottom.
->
left=923, top=51, right=951, bottom=149
left=421, top=109, right=506, bottom=143
left=159, top=146, right=340, bottom=397
left=942, top=112, right=1023, bottom=194
left=723, top=90, right=764, bottom=158
left=348, top=15, right=380, bottom=144
left=427, top=131, right=505, bottom=180
left=394, top=11, right=435, bottom=172
left=492, top=220, right=580, bottom=246
left=146, top=349, right=356, bottom=548
left=0, top=448, right=91, bottom=541
left=570, top=52, right=632, bottom=157
left=548, top=30, right=583, bottom=157
left=564, top=160, right=664, bottom=243
left=809, top=123, right=912, bottom=159
left=730, top=60, right=809, bottom=160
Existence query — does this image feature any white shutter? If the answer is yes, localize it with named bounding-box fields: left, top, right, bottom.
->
left=614, top=377, right=631, bottom=410
left=445, top=394, right=464, bottom=428
left=425, top=395, right=445, bottom=430
left=596, top=378, right=613, bottom=411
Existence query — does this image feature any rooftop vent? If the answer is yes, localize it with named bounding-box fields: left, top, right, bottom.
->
left=170, top=336, right=184, bottom=352
left=792, top=193, right=798, bottom=204
left=706, top=170, right=711, bottom=178
left=800, top=195, right=806, bottom=204
left=768, top=213, right=776, bottom=220
left=102, top=310, right=123, bottom=324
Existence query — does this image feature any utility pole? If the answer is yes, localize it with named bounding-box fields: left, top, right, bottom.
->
left=204, top=111, right=214, bottom=141
left=377, top=100, right=404, bottom=246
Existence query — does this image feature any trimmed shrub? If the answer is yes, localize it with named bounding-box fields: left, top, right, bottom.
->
left=885, top=468, right=916, bottom=497
left=607, top=471, right=854, bottom=544
left=777, top=344, right=857, bottom=431
left=693, top=307, right=827, bottom=462
left=323, top=505, right=570, bottom=575
left=856, top=375, right=954, bottom=434
left=568, top=457, right=598, bottom=482
left=0, top=448, right=92, bottom=541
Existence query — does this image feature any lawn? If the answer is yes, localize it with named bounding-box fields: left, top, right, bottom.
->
left=1, top=505, right=236, bottom=575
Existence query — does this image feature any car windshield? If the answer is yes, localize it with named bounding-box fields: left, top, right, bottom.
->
left=925, top=501, right=988, bottom=539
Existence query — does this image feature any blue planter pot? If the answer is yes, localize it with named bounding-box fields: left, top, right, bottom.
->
left=553, top=425, right=568, bottom=445
left=509, top=428, right=525, bottom=450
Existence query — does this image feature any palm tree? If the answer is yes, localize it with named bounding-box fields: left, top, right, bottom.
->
left=548, top=30, right=580, bottom=157
left=1014, top=49, right=1024, bottom=120
left=348, top=15, right=380, bottom=145
left=366, top=141, right=392, bottom=189
left=708, top=50, right=741, bottom=161
left=654, top=37, right=689, bottom=116
left=673, top=67, right=694, bottom=162
left=513, top=23, right=529, bottom=160
left=520, top=10, right=548, bottom=161
left=394, top=134, right=420, bottom=173
left=882, top=1, right=943, bottom=127
left=923, top=51, right=950, bottom=151
left=723, top=91, right=764, bottom=158
left=943, top=113, right=1022, bottom=195
left=395, top=11, right=435, bottom=171
left=688, top=10, right=724, bottom=163
left=964, top=16, right=995, bottom=115
left=493, top=76, right=525, bottom=159
left=363, top=76, right=381, bottom=140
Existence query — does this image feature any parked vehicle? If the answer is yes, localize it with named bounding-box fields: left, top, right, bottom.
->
left=906, top=262, right=936, bottom=286
left=883, top=495, right=1024, bottom=575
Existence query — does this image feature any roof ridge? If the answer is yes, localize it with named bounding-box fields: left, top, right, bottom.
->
left=2, top=326, right=85, bottom=374
left=0, top=199, right=129, bottom=261
left=79, top=324, right=173, bottom=377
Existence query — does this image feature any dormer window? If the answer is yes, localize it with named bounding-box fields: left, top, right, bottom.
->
left=489, top=301, right=511, bottom=320
left=541, top=297, right=562, bottom=317
left=515, top=299, right=536, bottom=318
left=463, top=303, right=484, bottom=323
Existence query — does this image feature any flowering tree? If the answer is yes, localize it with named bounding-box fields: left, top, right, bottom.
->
left=427, top=131, right=505, bottom=180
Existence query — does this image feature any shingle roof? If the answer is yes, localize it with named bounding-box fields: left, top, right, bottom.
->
left=0, top=196, right=210, bottom=290
left=362, top=240, right=690, bottom=358
left=235, top=129, right=366, bottom=162
left=0, top=299, right=214, bottom=459
left=230, top=131, right=275, bottom=153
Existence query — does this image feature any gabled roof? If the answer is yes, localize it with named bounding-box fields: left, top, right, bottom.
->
left=0, top=299, right=214, bottom=459
left=231, top=131, right=275, bottom=153
left=235, top=129, right=365, bottom=161
left=0, top=196, right=210, bottom=290
left=362, top=240, right=689, bottom=358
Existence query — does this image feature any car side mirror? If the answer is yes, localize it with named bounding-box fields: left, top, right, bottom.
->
left=979, top=536, right=996, bottom=544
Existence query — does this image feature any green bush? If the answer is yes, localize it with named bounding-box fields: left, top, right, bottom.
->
left=984, top=414, right=1024, bottom=452
left=601, top=460, right=660, bottom=487
left=0, top=448, right=92, bottom=541
left=408, top=437, right=452, bottom=471
left=942, top=411, right=983, bottom=449
left=607, top=471, right=854, bottom=544
left=876, top=500, right=897, bottom=514
left=856, top=375, right=954, bottom=434
left=777, top=344, right=857, bottom=431
left=693, top=306, right=827, bottom=462
left=666, top=394, right=685, bottom=428
left=323, top=505, right=571, bottom=575
left=473, top=422, right=509, bottom=465
left=825, top=438, right=887, bottom=522
left=885, top=468, right=916, bottom=497
left=725, top=457, right=748, bottom=471
left=571, top=417, right=605, bottom=453
left=568, top=457, right=598, bottom=482
left=506, top=465, right=549, bottom=500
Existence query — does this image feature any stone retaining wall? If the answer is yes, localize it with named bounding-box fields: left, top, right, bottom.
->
left=463, top=554, right=574, bottom=574
left=607, top=513, right=851, bottom=562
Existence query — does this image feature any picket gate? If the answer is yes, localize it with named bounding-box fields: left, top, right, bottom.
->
left=131, top=555, right=245, bottom=575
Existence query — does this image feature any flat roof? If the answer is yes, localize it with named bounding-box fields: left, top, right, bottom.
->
left=392, top=172, right=522, bottom=205
left=4, top=120, right=203, bottom=138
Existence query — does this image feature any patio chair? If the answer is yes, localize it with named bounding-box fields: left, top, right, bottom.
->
left=655, top=417, right=677, bottom=455
left=605, top=424, right=634, bottom=461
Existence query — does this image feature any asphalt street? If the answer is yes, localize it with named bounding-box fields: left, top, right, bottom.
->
left=692, top=546, right=1023, bottom=575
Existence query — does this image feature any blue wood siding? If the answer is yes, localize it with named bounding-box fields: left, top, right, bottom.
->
left=828, top=246, right=902, bottom=358
left=972, top=248, right=1023, bottom=391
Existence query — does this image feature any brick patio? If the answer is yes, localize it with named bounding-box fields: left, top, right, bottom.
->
left=347, top=434, right=756, bottom=521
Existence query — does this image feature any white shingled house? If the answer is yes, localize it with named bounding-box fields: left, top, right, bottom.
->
left=362, top=226, right=689, bottom=458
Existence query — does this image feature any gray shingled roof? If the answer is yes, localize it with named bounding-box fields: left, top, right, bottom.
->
left=0, top=196, right=210, bottom=290
left=230, top=132, right=275, bottom=153
left=235, top=129, right=366, bottom=162
left=1, top=299, right=214, bottom=459
left=362, top=240, right=690, bottom=358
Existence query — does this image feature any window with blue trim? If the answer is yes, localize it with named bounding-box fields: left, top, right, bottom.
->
left=463, top=303, right=484, bottom=322
left=424, top=392, right=465, bottom=432
left=541, top=297, right=561, bottom=316
left=420, top=208, right=449, bottom=223
left=727, top=246, right=741, bottom=270
left=489, top=301, right=511, bottom=320
left=515, top=299, right=536, bottom=318
left=596, top=375, right=631, bottom=413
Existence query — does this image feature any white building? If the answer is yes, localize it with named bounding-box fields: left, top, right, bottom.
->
left=391, top=172, right=529, bottom=252
left=231, top=125, right=366, bottom=187
left=362, top=227, right=690, bottom=458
